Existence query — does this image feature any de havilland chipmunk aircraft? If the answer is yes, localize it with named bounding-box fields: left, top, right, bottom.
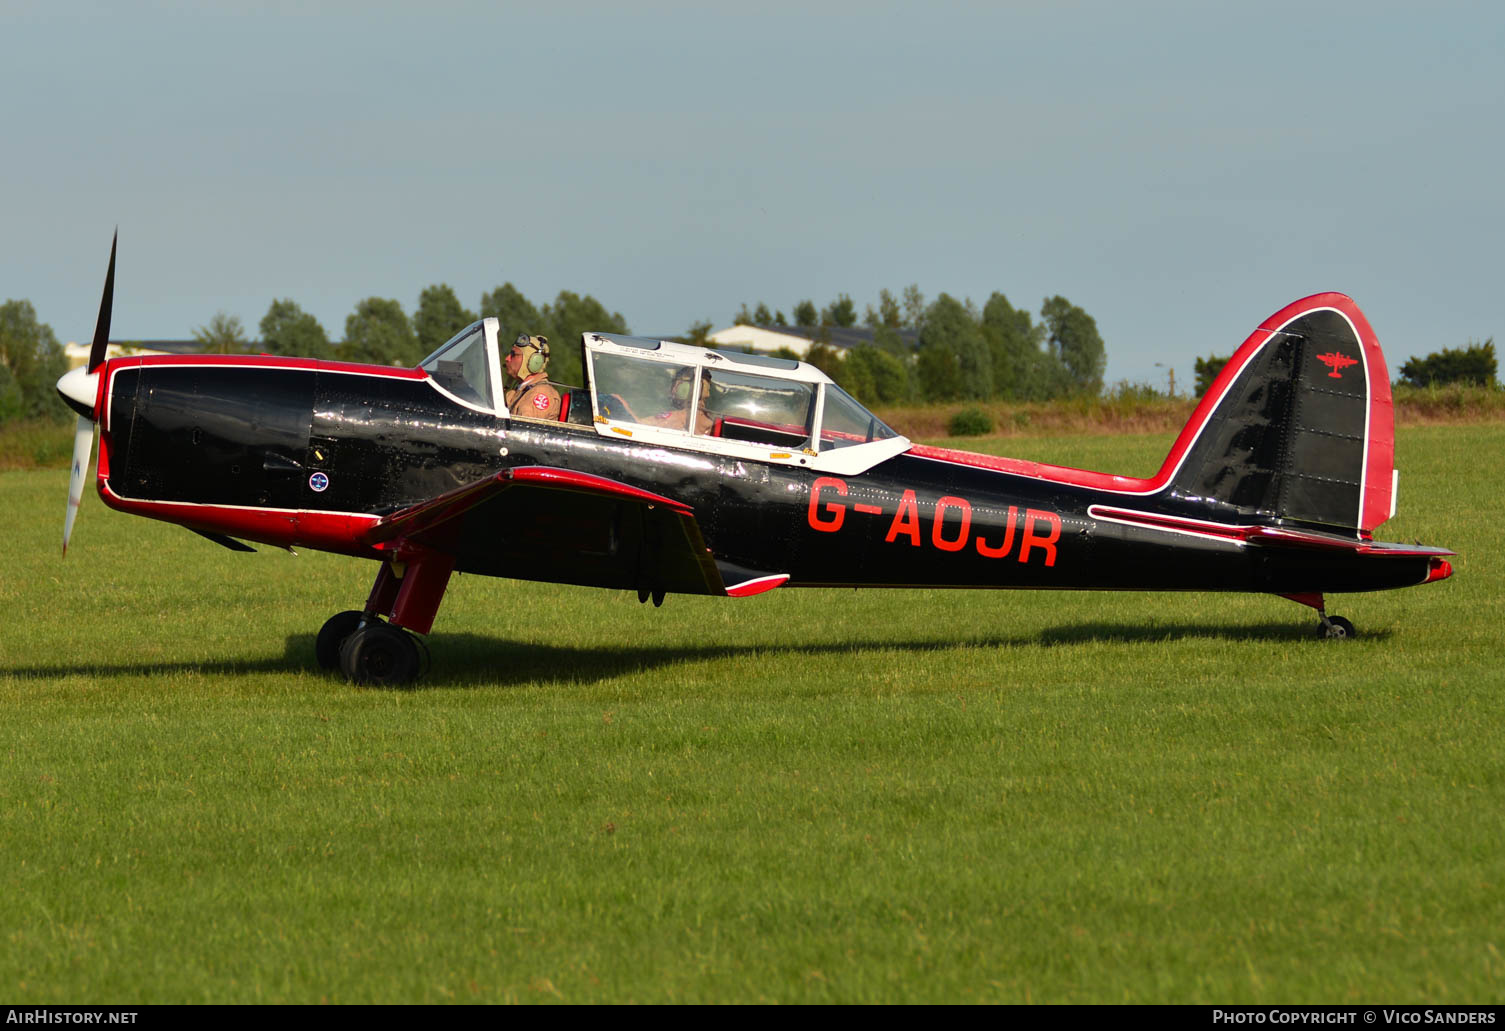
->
left=57, top=236, right=1454, bottom=685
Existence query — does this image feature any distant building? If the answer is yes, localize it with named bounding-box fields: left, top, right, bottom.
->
left=706, top=324, right=916, bottom=359
left=63, top=340, right=208, bottom=369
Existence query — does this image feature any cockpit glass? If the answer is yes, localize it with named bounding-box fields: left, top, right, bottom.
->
left=420, top=324, right=492, bottom=409
left=818, top=384, right=898, bottom=451
left=591, top=353, right=699, bottom=430
left=706, top=368, right=815, bottom=449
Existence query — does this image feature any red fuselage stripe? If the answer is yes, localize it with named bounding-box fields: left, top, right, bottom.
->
left=99, top=480, right=383, bottom=557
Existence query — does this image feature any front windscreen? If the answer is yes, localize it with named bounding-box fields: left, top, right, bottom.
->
left=420, top=323, right=492, bottom=409
left=817, top=384, right=898, bottom=450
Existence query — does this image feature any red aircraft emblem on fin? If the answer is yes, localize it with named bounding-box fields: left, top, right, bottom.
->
left=1317, top=351, right=1358, bottom=378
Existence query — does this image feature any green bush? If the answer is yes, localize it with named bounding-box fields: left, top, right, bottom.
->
left=1400, top=340, right=1496, bottom=388
left=948, top=406, right=994, bottom=436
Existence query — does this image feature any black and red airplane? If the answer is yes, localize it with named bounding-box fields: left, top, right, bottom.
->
left=58, top=236, right=1454, bottom=685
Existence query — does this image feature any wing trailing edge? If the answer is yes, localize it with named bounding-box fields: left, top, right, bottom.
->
left=364, top=466, right=726, bottom=598
left=363, top=466, right=695, bottom=546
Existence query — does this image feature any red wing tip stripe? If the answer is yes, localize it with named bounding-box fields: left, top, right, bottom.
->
left=726, top=574, right=789, bottom=598
left=506, top=466, right=694, bottom=516
left=1425, top=559, right=1453, bottom=583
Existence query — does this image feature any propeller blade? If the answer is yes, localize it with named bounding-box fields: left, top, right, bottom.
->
left=88, top=230, right=117, bottom=372
left=63, top=415, right=95, bottom=557
left=63, top=231, right=117, bottom=555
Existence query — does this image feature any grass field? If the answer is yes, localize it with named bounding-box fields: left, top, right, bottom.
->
left=1, top=424, right=1500, bottom=1003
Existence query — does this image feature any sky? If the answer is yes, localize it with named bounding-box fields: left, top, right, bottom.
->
left=3, top=0, right=1503, bottom=388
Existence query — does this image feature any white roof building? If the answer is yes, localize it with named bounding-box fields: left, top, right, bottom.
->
left=706, top=324, right=918, bottom=359
left=63, top=340, right=205, bottom=369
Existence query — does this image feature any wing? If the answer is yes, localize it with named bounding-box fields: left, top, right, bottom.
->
left=363, top=466, right=727, bottom=597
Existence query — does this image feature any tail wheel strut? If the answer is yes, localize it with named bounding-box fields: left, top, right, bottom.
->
left=1279, top=592, right=1359, bottom=640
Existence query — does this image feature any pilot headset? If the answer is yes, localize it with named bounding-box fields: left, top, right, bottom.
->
left=670, top=367, right=696, bottom=407
left=515, top=334, right=550, bottom=375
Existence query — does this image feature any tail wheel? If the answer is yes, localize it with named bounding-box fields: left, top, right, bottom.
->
left=315, top=610, right=366, bottom=670
left=1317, top=615, right=1357, bottom=640
left=340, top=622, right=422, bottom=686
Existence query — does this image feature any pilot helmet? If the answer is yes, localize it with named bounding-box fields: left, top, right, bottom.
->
left=512, top=334, right=550, bottom=376
left=669, top=367, right=696, bottom=408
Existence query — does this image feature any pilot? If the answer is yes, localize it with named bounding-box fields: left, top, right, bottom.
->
left=644, top=367, right=715, bottom=434
left=503, top=334, right=562, bottom=420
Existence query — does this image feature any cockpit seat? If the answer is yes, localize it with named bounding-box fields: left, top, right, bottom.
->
left=561, top=388, right=594, bottom=426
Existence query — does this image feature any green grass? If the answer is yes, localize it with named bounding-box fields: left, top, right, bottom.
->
left=0, top=417, right=76, bottom=470
left=1, top=425, right=1500, bottom=1003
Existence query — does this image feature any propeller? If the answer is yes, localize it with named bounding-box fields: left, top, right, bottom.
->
left=59, top=230, right=116, bottom=556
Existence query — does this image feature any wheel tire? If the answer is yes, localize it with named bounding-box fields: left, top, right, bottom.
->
left=316, top=610, right=365, bottom=670
left=1318, top=615, right=1358, bottom=640
left=340, top=623, right=421, bottom=686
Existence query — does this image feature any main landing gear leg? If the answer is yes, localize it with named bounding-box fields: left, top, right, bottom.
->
left=318, top=547, right=455, bottom=686
left=1279, top=592, right=1358, bottom=640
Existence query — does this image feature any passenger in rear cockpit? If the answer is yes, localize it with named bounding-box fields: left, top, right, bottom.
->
left=504, top=334, right=562, bottom=420
left=643, top=367, right=715, bottom=435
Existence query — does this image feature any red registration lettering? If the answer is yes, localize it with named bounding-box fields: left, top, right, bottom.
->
left=808, top=476, right=848, bottom=532
left=931, top=496, right=972, bottom=552
left=1018, top=508, right=1062, bottom=567
left=975, top=505, right=1018, bottom=559
left=885, top=490, right=922, bottom=546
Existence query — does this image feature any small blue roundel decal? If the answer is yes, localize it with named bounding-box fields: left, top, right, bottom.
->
left=309, top=472, right=330, bottom=493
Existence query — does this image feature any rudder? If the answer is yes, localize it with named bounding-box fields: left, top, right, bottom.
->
left=1159, top=293, right=1394, bottom=534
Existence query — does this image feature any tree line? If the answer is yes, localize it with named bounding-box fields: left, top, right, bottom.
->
left=718, top=287, right=1108, bottom=406
left=1192, top=339, right=1498, bottom=396
left=0, top=300, right=67, bottom=424
left=195, top=283, right=627, bottom=390
left=5, top=281, right=1497, bottom=430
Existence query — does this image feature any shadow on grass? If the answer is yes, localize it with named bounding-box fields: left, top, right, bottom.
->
left=2, top=618, right=1378, bottom=688
left=0, top=635, right=981, bottom=687
left=1037, top=620, right=1391, bottom=646
left=410, top=634, right=1013, bottom=690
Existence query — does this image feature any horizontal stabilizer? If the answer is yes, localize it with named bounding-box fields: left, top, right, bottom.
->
left=1090, top=503, right=1454, bottom=556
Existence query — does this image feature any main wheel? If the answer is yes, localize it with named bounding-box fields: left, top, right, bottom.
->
left=340, top=622, right=422, bottom=686
left=1317, top=615, right=1358, bottom=640
left=316, top=610, right=366, bottom=670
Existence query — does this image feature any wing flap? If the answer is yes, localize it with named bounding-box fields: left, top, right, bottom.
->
left=364, top=466, right=725, bottom=597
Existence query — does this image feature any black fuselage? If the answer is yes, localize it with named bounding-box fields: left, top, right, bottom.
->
left=100, top=359, right=1436, bottom=598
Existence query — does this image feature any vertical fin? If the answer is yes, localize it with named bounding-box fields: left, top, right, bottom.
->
left=1158, top=294, right=1394, bottom=533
